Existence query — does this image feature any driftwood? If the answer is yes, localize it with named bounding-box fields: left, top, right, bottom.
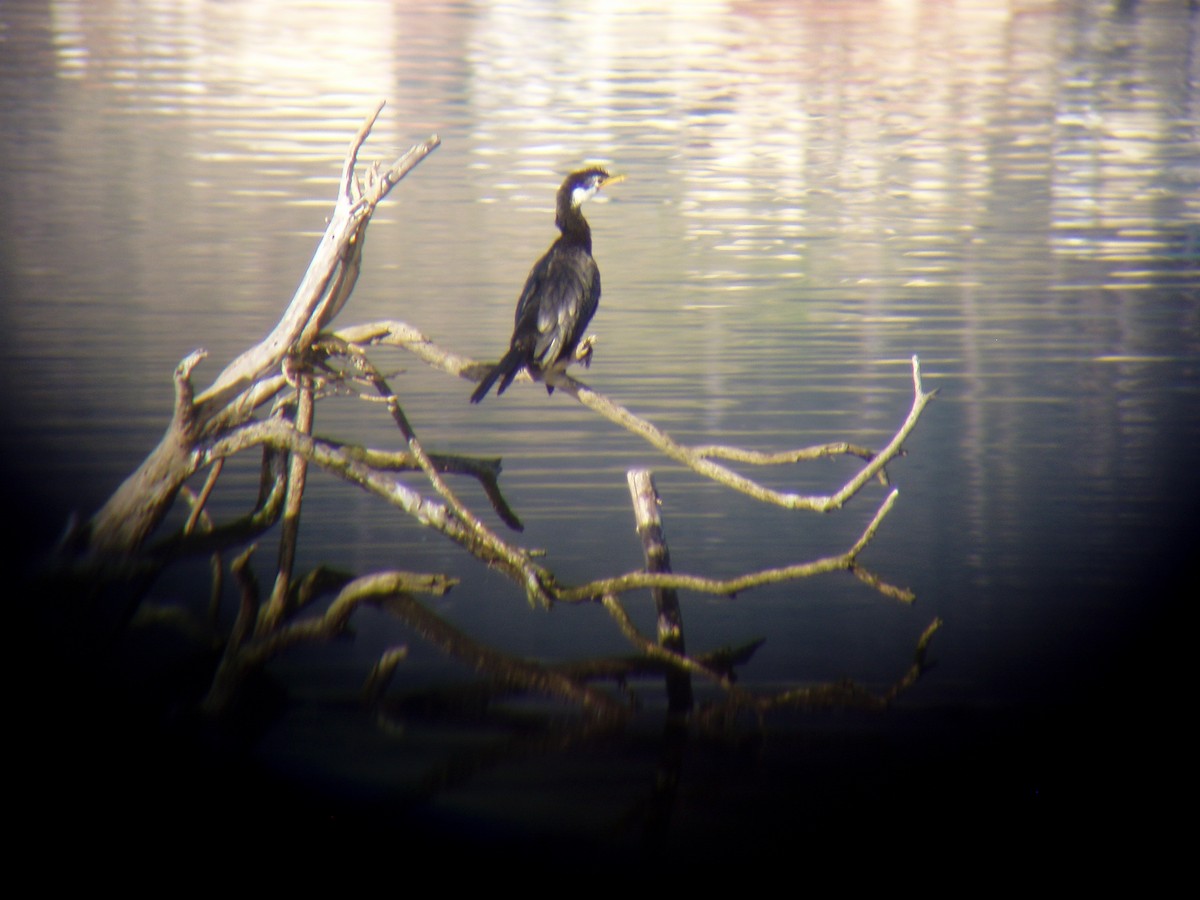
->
left=57, top=104, right=941, bottom=730
left=82, top=103, right=440, bottom=555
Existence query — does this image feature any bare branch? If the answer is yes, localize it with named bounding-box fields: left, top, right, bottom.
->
left=341, top=320, right=937, bottom=514
left=362, top=645, right=409, bottom=707
left=182, top=459, right=223, bottom=536
left=557, top=488, right=906, bottom=605
left=692, top=441, right=877, bottom=466
left=147, top=445, right=288, bottom=561
left=260, top=373, right=315, bottom=634
left=196, top=418, right=556, bottom=606
left=197, top=120, right=441, bottom=417
left=83, top=114, right=439, bottom=556
left=196, top=413, right=908, bottom=614
left=600, top=594, right=732, bottom=690
left=559, top=365, right=933, bottom=512
left=626, top=469, right=693, bottom=713
left=335, top=320, right=479, bottom=378
left=373, top=591, right=626, bottom=718
left=227, top=544, right=260, bottom=659
left=204, top=569, right=456, bottom=714
left=289, top=565, right=356, bottom=614
left=335, top=445, right=523, bottom=531
left=323, top=337, right=533, bottom=568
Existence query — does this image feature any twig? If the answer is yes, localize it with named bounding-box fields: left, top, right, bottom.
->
left=183, top=459, right=223, bottom=536
left=226, top=544, right=260, bottom=659
left=557, top=488, right=908, bottom=604
left=739, top=617, right=944, bottom=714
left=600, top=594, right=732, bottom=690
left=289, top=565, right=356, bottom=614
left=693, top=440, right=878, bottom=466
left=558, top=362, right=932, bottom=511
left=176, top=477, right=225, bottom=628
left=334, top=445, right=522, bottom=531
left=322, top=338, right=535, bottom=585
left=260, top=372, right=314, bottom=633
left=147, top=445, right=289, bottom=560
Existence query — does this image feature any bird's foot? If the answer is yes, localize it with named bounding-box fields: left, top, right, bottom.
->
left=575, top=334, right=597, bottom=368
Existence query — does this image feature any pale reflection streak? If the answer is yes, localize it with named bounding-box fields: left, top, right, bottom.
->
left=49, top=0, right=402, bottom=175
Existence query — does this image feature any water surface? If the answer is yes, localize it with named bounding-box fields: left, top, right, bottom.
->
left=3, top=0, right=1197, bottom=857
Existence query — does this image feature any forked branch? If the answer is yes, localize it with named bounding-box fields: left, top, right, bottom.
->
left=559, top=488, right=910, bottom=605
left=336, top=320, right=936, bottom=514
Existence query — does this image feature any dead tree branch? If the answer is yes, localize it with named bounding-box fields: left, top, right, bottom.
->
left=556, top=357, right=934, bottom=511
left=627, top=469, right=693, bottom=713
left=195, top=418, right=559, bottom=608
left=196, top=106, right=437, bottom=415
left=337, top=320, right=936, bottom=513
left=82, top=108, right=440, bottom=556
left=204, top=568, right=457, bottom=714
left=259, top=371, right=314, bottom=634
left=562, top=487, right=908, bottom=604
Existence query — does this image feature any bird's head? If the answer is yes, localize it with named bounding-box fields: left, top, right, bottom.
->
left=561, top=168, right=625, bottom=210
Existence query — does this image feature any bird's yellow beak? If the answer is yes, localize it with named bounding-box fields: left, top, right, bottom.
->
left=601, top=173, right=626, bottom=189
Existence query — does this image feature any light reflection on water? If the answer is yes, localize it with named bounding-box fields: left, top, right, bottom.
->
left=4, top=0, right=1198, bottom=850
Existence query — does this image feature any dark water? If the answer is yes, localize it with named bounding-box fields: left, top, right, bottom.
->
left=4, top=0, right=1197, bottom=861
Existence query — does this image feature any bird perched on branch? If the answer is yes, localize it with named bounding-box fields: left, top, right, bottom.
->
left=470, top=167, right=624, bottom=403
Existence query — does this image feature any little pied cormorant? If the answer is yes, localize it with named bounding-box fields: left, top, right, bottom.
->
left=469, top=168, right=624, bottom=403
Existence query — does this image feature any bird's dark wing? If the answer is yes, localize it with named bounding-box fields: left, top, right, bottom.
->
left=512, top=252, right=550, bottom=337
left=527, top=248, right=600, bottom=367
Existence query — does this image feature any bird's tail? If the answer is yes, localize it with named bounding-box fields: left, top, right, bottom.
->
left=469, top=346, right=526, bottom=404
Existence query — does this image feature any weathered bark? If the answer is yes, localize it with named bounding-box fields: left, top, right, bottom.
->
left=628, top=469, right=693, bottom=714
left=344, top=319, right=938, bottom=514
left=83, top=105, right=439, bottom=556
left=82, top=351, right=206, bottom=554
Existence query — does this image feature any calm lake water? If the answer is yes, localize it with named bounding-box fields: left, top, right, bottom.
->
left=4, top=0, right=1197, bottom=861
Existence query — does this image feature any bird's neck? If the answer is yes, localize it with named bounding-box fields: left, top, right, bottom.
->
left=555, top=204, right=593, bottom=251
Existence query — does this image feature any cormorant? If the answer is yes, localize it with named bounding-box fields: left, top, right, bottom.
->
left=469, top=167, right=623, bottom=403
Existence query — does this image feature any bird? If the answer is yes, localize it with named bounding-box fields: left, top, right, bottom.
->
left=469, top=167, right=624, bottom=403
